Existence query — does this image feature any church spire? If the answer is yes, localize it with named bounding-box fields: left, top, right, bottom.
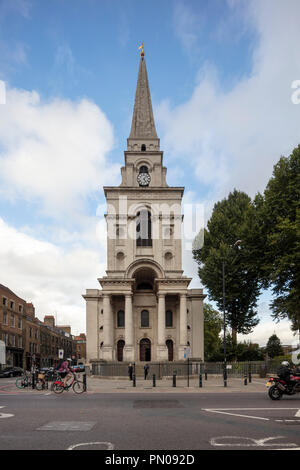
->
left=127, top=45, right=160, bottom=151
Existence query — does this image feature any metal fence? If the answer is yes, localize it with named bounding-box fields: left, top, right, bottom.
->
left=91, top=360, right=281, bottom=379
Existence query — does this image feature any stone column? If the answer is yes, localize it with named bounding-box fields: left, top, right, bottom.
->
left=102, top=293, right=114, bottom=360
left=157, top=293, right=165, bottom=346
left=156, top=292, right=168, bottom=360
left=178, top=292, right=188, bottom=360
left=124, top=293, right=134, bottom=361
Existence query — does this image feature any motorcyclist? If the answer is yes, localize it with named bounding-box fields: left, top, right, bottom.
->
left=291, top=364, right=300, bottom=377
left=277, top=361, right=297, bottom=389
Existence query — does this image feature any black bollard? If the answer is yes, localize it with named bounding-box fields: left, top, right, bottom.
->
left=199, top=374, right=202, bottom=388
left=205, top=371, right=207, bottom=381
left=173, top=372, right=176, bottom=387
left=83, top=373, right=87, bottom=392
left=133, top=373, right=136, bottom=387
left=32, top=372, right=35, bottom=390
left=244, top=375, right=248, bottom=386
left=249, top=371, right=252, bottom=383
left=153, top=374, right=156, bottom=387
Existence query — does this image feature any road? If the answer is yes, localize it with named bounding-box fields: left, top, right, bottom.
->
left=0, top=377, right=300, bottom=452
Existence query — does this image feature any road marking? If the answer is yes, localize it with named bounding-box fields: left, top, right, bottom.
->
left=0, top=406, right=14, bottom=419
left=210, top=436, right=298, bottom=448
left=37, top=421, right=96, bottom=431
left=204, top=409, right=269, bottom=421
left=295, top=409, right=300, bottom=417
left=202, top=408, right=300, bottom=422
left=67, top=442, right=115, bottom=450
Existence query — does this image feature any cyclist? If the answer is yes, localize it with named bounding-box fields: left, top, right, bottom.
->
left=58, top=359, right=75, bottom=389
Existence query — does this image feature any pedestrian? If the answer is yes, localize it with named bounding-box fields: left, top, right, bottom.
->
left=128, top=363, right=133, bottom=381
left=144, top=363, right=149, bottom=380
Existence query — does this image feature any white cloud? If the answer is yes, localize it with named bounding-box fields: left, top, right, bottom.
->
left=0, top=217, right=105, bottom=335
left=0, top=87, right=120, bottom=221
left=173, top=0, right=204, bottom=57
left=238, top=319, right=299, bottom=348
left=158, top=0, right=300, bottom=206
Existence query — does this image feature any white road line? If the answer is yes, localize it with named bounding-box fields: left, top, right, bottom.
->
left=203, top=408, right=300, bottom=410
left=202, top=408, right=300, bottom=422
left=67, top=442, right=115, bottom=450
left=204, top=409, right=269, bottom=421
left=210, top=436, right=298, bottom=448
left=0, top=406, right=14, bottom=419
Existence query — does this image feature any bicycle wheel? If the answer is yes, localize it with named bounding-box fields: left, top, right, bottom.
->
left=35, top=381, right=44, bottom=391
left=16, top=377, right=27, bottom=389
left=52, top=383, right=64, bottom=394
left=73, top=380, right=85, bottom=394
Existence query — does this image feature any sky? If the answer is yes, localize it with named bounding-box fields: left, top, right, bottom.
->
left=0, top=0, right=299, bottom=347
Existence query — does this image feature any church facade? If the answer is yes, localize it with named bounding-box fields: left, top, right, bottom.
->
left=84, top=51, right=205, bottom=364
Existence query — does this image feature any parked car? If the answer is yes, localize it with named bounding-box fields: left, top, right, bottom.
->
left=0, top=367, right=23, bottom=378
left=38, top=367, right=54, bottom=374
left=73, top=364, right=85, bottom=373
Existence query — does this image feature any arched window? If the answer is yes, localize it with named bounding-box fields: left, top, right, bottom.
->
left=165, top=310, right=173, bottom=328
left=141, top=144, right=146, bottom=151
left=117, top=310, right=125, bottom=328
left=141, top=310, right=149, bottom=328
left=139, top=165, right=148, bottom=174
left=136, top=210, right=152, bottom=247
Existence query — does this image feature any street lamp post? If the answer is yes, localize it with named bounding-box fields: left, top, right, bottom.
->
left=222, top=260, right=227, bottom=387
left=222, top=240, right=242, bottom=388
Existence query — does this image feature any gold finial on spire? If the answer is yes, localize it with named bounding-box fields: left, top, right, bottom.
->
left=138, top=42, right=145, bottom=57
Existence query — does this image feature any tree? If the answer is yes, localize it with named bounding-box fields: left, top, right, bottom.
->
left=258, top=146, right=300, bottom=332
left=193, top=189, right=261, bottom=346
left=236, top=341, right=265, bottom=361
left=203, top=303, right=223, bottom=361
left=265, top=334, right=284, bottom=358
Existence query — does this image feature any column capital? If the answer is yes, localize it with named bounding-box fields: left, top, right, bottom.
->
left=157, top=291, right=166, bottom=298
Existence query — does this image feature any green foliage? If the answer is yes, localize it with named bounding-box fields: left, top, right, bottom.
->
left=265, top=334, right=284, bottom=358
left=207, top=333, right=264, bottom=362
left=193, top=189, right=261, bottom=340
left=203, top=303, right=223, bottom=361
left=258, top=146, right=300, bottom=330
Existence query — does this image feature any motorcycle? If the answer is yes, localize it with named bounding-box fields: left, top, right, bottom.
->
left=267, top=374, right=300, bottom=400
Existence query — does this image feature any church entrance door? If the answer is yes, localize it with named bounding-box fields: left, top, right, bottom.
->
left=117, top=340, right=125, bottom=362
left=166, top=339, right=174, bottom=361
left=140, top=338, right=151, bottom=362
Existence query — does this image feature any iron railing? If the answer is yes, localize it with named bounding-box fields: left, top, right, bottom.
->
left=91, top=360, right=281, bottom=379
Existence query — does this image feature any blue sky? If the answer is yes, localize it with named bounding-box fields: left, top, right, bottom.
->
left=0, top=0, right=299, bottom=346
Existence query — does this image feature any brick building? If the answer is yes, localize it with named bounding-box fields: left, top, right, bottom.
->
left=0, top=284, right=76, bottom=369
left=74, top=333, right=86, bottom=362
left=0, top=284, right=27, bottom=368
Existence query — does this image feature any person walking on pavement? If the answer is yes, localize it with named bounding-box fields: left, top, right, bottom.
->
left=128, top=363, right=133, bottom=381
left=144, top=363, right=149, bottom=380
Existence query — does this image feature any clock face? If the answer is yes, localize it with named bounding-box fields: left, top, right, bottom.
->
left=137, top=173, right=151, bottom=186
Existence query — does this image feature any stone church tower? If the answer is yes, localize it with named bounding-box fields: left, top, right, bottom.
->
left=84, top=50, right=205, bottom=364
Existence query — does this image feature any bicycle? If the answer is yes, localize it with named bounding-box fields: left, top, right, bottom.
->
left=52, top=372, right=85, bottom=394
left=16, top=371, right=32, bottom=389
left=35, top=371, right=48, bottom=391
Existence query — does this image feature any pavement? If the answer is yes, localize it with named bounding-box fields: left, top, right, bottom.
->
left=85, top=374, right=269, bottom=393
left=0, top=374, right=270, bottom=395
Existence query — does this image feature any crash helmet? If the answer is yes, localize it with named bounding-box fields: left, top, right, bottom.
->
left=281, top=361, right=289, bottom=367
